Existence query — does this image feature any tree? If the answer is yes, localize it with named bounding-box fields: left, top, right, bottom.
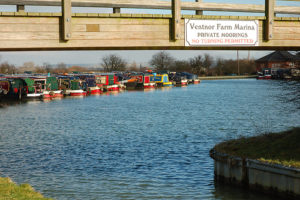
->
left=203, top=54, right=213, bottom=72
left=210, top=58, right=256, bottom=76
left=101, top=54, right=127, bottom=72
left=52, top=62, right=68, bottom=73
left=150, top=51, right=174, bottom=71
left=172, top=60, right=191, bottom=72
left=189, top=55, right=204, bottom=75
left=128, top=61, right=139, bottom=72
left=68, top=66, right=86, bottom=73
left=0, top=62, right=16, bottom=74
left=43, top=62, right=53, bottom=73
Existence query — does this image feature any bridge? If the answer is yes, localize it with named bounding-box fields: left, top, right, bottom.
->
left=0, top=0, right=299, bottom=51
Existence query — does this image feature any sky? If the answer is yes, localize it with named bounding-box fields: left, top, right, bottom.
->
left=0, top=0, right=299, bottom=67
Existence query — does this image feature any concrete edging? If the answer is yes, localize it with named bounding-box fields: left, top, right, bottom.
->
left=210, top=149, right=300, bottom=199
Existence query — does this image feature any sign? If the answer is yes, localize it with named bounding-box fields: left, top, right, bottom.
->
left=185, top=19, right=259, bottom=46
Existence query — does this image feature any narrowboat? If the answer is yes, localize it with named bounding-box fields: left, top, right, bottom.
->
left=169, top=73, right=188, bottom=86
left=143, top=75, right=156, bottom=88
left=0, top=79, right=10, bottom=97
left=77, top=75, right=102, bottom=95
left=2, top=78, right=27, bottom=99
left=129, top=74, right=144, bottom=89
left=69, top=79, right=87, bottom=96
left=180, top=72, right=200, bottom=84
left=23, top=77, right=44, bottom=98
left=124, top=78, right=137, bottom=90
left=256, top=72, right=272, bottom=80
left=57, top=76, right=86, bottom=96
left=43, top=77, right=63, bottom=98
left=99, top=74, right=119, bottom=92
left=151, top=74, right=173, bottom=87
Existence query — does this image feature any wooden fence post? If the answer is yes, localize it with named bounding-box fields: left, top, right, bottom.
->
left=265, top=0, right=274, bottom=41
left=195, top=0, right=203, bottom=15
left=62, top=0, right=72, bottom=41
left=172, top=0, right=181, bottom=40
left=17, top=5, right=25, bottom=13
left=113, top=7, right=121, bottom=13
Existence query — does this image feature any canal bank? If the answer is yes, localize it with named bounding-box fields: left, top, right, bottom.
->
left=210, top=128, right=300, bottom=199
left=198, top=75, right=257, bottom=80
left=0, top=177, right=51, bottom=200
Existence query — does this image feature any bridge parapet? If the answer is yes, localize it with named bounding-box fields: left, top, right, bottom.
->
left=0, top=0, right=299, bottom=51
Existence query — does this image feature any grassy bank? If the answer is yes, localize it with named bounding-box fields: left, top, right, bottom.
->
left=214, top=128, right=300, bottom=168
left=0, top=177, right=52, bottom=200
left=198, top=75, right=257, bottom=80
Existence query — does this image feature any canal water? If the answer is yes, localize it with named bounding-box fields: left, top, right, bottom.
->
left=0, top=79, right=299, bottom=200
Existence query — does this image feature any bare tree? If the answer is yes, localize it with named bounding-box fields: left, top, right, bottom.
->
left=189, top=55, right=204, bottom=75
left=52, top=62, right=68, bottom=73
left=43, top=62, right=53, bottom=73
left=172, top=60, right=190, bottom=72
left=128, top=61, right=139, bottom=72
left=101, top=54, right=127, bottom=72
left=0, top=62, right=16, bottom=74
left=150, top=51, right=174, bottom=71
left=203, top=54, right=213, bottom=72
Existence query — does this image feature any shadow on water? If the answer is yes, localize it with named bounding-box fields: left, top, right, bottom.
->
left=0, top=98, right=29, bottom=108
left=213, top=181, right=282, bottom=200
left=275, top=80, right=300, bottom=109
left=0, top=97, right=51, bottom=109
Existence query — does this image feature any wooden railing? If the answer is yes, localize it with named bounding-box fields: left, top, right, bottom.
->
left=0, top=0, right=299, bottom=15
left=0, top=0, right=299, bottom=41
left=0, top=0, right=299, bottom=50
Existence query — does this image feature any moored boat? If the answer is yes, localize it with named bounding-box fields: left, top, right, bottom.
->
left=24, top=77, right=46, bottom=99
left=99, top=73, right=119, bottom=92
left=143, top=75, right=156, bottom=88
left=0, top=79, right=10, bottom=97
left=1, top=77, right=27, bottom=100
left=151, top=73, right=173, bottom=87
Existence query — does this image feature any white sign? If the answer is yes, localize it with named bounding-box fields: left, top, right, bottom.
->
left=185, top=19, right=259, bottom=46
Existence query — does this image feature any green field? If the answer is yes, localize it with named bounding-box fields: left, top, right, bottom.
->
left=214, top=128, right=300, bottom=168
left=0, top=177, right=52, bottom=200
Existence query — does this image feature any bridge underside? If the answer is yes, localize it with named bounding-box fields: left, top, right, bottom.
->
left=0, top=13, right=300, bottom=51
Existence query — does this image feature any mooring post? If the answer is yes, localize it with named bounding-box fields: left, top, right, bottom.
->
left=62, top=0, right=72, bottom=41
left=113, top=7, right=121, bottom=14
left=265, top=0, right=275, bottom=41
left=17, top=5, right=25, bottom=13
left=195, top=0, right=203, bottom=15
left=172, top=0, right=181, bottom=40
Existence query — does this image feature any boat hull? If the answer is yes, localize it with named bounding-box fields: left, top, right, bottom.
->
left=144, top=83, right=156, bottom=88
left=104, top=85, right=119, bottom=91
left=70, top=90, right=87, bottom=96
left=193, top=79, right=200, bottom=84
left=88, top=87, right=102, bottom=95
left=26, top=93, right=43, bottom=98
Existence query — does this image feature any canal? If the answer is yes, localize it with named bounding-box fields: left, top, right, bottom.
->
left=0, top=79, right=299, bottom=200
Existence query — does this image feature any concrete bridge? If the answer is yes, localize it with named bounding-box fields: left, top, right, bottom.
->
left=0, top=0, right=299, bottom=51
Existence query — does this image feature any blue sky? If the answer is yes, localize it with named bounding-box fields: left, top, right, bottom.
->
left=0, top=0, right=299, bottom=67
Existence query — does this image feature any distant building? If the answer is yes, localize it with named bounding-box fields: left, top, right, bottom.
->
left=297, top=52, right=300, bottom=67
left=255, top=51, right=298, bottom=72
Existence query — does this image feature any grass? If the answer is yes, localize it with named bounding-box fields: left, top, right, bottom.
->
left=214, top=127, right=300, bottom=168
left=0, top=177, right=52, bottom=200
